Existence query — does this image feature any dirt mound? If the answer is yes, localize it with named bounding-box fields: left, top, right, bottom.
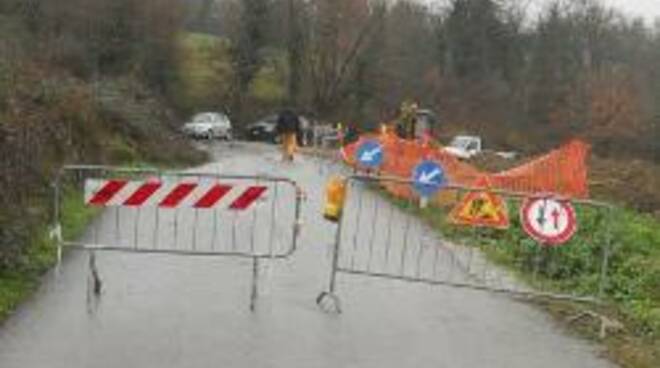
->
left=590, top=158, right=660, bottom=215
left=468, top=151, right=660, bottom=216
left=474, top=153, right=660, bottom=215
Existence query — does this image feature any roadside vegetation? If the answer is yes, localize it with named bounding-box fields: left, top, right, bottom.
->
left=384, top=192, right=659, bottom=367
left=0, top=192, right=94, bottom=321
left=0, top=1, right=206, bottom=322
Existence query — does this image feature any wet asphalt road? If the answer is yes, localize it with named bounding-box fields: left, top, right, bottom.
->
left=0, top=142, right=614, bottom=368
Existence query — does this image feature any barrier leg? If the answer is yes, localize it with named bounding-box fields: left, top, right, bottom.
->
left=316, top=214, right=344, bottom=314
left=250, top=257, right=259, bottom=312
left=89, top=251, right=102, bottom=296
left=86, top=251, right=103, bottom=315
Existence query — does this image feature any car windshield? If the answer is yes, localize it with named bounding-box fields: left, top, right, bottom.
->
left=192, top=114, right=213, bottom=124
left=192, top=113, right=229, bottom=125
left=450, top=137, right=473, bottom=149
left=264, top=116, right=277, bottom=124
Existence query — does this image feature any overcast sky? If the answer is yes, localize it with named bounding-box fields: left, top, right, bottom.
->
left=571, top=0, right=659, bottom=22
left=422, top=0, right=660, bottom=24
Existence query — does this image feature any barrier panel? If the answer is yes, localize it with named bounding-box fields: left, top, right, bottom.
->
left=317, top=175, right=613, bottom=313
left=343, top=133, right=591, bottom=199
left=53, top=165, right=304, bottom=310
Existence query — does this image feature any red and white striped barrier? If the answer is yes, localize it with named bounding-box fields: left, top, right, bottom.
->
left=84, top=179, right=267, bottom=210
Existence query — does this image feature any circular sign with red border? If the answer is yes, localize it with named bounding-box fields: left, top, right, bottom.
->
left=520, top=198, right=577, bottom=246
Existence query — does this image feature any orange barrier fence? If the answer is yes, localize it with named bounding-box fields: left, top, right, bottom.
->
left=342, top=133, right=590, bottom=200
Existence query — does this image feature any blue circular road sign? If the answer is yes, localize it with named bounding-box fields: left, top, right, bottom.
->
left=356, top=140, right=384, bottom=168
left=412, top=160, right=446, bottom=197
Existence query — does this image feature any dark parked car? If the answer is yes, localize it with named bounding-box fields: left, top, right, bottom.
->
left=244, top=115, right=280, bottom=143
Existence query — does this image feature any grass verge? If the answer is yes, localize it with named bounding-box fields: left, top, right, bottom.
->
left=0, top=190, right=96, bottom=323
left=0, top=138, right=206, bottom=325
left=379, top=188, right=659, bottom=368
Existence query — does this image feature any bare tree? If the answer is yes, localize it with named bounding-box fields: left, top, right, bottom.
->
left=307, top=0, right=383, bottom=114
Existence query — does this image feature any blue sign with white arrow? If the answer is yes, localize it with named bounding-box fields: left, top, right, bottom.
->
left=412, top=160, right=446, bottom=197
left=356, top=140, right=384, bottom=168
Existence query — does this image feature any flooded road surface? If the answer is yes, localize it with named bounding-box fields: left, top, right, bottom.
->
left=0, top=143, right=614, bottom=368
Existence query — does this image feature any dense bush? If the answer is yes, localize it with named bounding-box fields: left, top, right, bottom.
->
left=0, top=69, right=204, bottom=272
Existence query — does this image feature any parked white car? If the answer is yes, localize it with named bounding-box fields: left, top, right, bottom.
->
left=443, top=135, right=518, bottom=160
left=181, top=112, right=232, bottom=140
left=443, top=135, right=482, bottom=159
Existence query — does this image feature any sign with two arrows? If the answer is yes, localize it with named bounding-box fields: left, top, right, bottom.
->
left=521, top=197, right=577, bottom=246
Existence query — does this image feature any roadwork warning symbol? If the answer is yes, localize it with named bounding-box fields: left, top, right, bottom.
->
left=521, top=197, right=577, bottom=246
left=449, top=178, right=509, bottom=229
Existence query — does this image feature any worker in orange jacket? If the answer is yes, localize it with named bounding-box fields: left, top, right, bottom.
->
left=276, top=109, right=302, bottom=162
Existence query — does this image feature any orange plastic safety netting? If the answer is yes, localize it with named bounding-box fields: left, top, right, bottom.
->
left=342, top=133, right=590, bottom=200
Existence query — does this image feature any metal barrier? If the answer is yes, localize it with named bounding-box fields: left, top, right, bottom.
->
left=317, top=175, right=613, bottom=313
left=53, top=165, right=303, bottom=310
left=304, top=131, right=348, bottom=178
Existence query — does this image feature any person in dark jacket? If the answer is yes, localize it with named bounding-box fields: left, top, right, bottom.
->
left=276, top=109, right=301, bottom=161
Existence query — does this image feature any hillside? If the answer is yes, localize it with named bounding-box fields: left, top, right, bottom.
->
left=0, top=7, right=206, bottom=320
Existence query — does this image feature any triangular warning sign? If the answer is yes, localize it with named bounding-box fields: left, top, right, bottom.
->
left=449, top=177, right=510, bottom=230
